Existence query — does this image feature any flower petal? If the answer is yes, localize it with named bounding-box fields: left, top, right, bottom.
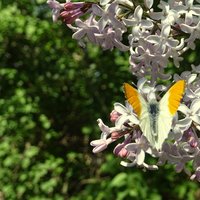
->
left=187, top=74, right=197, bottom=84
left=99, top=0, right=111, bottom=5
left=115, top=115, right=129, bottom=127
left=114, top=103, right=127, bottom=114
left=92, top=143, right=107, bottom=153
left=191, top=115, right=200, bottom=125
left=185, top=11, right=193, bottom=25
left=161, top=24, right=170, bottom=38
left=134, top=6, right=143, bottom=21
left=137, top=77, right=147, bottom=91
left=136, top=149, right=145, bottom=165
left=120, top=161, right=136, bottom=167
left=191, top=99, right=200, bottom=113
left=176, top=118, right=192, bottom=131
left=166, top=38, right=179, bottom=48
left=194, top=88, right=200, bottom=97
left=90, top=139, right=106, bottom=146
left=144, top=0, right=154, bottom=9
left=178, top=104, right=190, bottom=114
left=97, top=118, right=110, bottom=133
left=127, top=115, right=139, bottom=125
left=72, top=29, right=86, bottom=40
left=180, top=24, right=194, bottom=33
left=126, top=143, right=138, bottom=152
left=146, top=35, right=161, bottom=44
left=92, top=4, right=104, bottom=16
left=142, top=163, right=158, bottom=170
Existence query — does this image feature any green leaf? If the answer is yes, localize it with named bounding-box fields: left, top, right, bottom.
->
left=110, top=172, right=127, bottom=188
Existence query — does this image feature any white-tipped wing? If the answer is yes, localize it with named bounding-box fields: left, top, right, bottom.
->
left=156, top=111, right=173, bottom=150
left=139, top=109, right=156, bottom=147
left=156, top=80, right=185, bottom=149
left=124, top=83, right=156, bottom=147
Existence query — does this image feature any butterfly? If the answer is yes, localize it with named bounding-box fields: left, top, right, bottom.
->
left=123, top=80, right=185, bottom=150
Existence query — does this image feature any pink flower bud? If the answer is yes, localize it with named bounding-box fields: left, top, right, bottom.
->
left=90, top=139, right=108, bottom=153
left=111, top=131, right=122, bottom=140
left=118, top=148, right=129, bottom=158
left=110, top=110, right=121, bottom=123
left=189, top=137, right=198, bottom=148
left=60, top=2, right=93, bottom=24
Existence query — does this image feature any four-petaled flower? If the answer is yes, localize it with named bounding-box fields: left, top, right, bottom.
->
left=178, top=99, right=200, bottom=131
left=47, top=0, right=65, bottom=22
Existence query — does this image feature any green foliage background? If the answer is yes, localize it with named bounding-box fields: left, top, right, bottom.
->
left=0, top=0, right=200, bottom=199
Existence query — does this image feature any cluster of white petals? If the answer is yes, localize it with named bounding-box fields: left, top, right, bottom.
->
left=47, top=0, right=200, bottom=181
left=48, top=0, right=200, bottom=82
left=90, top=73, right=200, bottom=181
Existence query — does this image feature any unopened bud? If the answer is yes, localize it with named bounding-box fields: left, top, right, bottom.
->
left=110, top=110, right=121, bottom=123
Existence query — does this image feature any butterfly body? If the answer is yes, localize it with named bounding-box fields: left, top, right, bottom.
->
left=148, top=102, right=159, bottom=137
left=124, top=80, right=185, bottom=150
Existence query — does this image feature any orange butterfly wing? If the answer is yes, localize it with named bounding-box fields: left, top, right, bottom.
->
left=167, top=80, right=185, bottom=115
left=123, top=83, right=142, bottom=117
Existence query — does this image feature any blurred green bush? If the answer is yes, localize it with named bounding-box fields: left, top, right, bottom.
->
left=0, top=0, right=199, bottom=199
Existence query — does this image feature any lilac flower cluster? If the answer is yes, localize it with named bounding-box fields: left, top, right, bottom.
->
left=47, top=0, right=200, bottom=181
left=91, top=70, right=200, bottom=181
left=48, top=0, right=200, bottom=82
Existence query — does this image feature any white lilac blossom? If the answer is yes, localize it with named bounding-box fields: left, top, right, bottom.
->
left=92, top=3, right=126, bottom=32
left=47, top=0, right=200, bottom=82
left=94, top=27, right=129, bottom=51
left=47, top=0, right=65, bottom=21
left=72, top=17, right=99, bottom=45
left=47, top=0, right=200, bottom=181
left=90, top=76, right=200, bottom=180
